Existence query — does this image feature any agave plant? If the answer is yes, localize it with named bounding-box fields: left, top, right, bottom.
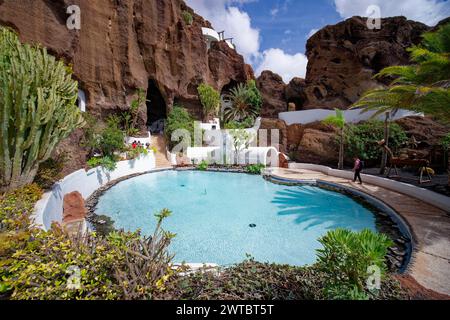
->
left=223, top=83, right=260, bottom=123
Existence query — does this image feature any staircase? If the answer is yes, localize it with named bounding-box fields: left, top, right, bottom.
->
left=151, top=135, right=173, bottom=168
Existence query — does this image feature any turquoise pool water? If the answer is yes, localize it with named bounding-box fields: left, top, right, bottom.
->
left=95, top=171, right=377, bottom=266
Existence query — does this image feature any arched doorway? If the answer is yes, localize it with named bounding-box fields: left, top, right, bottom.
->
left=76, top=89, right=86, bottom=112
left=146, top=80, right=167, bottom=134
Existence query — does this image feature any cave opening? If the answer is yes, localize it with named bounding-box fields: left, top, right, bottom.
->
left=146, top=80, right=167, bottom=134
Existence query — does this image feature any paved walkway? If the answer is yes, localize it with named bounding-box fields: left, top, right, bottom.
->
left=270, top=168, right=450, bottom=296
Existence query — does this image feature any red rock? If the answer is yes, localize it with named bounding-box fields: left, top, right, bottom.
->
left=256, top=71, right=287, bottom=118
left=63, top=191, right=87, bottom=224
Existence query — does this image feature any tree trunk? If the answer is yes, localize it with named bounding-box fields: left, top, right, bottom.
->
left=380, top=112, right=390, bottom=175
left=338, top=127, right=344, bottom=170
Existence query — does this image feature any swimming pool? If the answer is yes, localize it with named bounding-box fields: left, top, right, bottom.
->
left=94, top=170, right=378, bottom=266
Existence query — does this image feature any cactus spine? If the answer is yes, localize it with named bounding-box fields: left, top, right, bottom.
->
left=0, top=28, right=84, bottom=192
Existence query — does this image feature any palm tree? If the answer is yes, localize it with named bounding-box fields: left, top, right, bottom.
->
left=223, top=83, right=260, bottom=123
left=323, top=109, right=347, bottom=170
left=354, top=23, right=450, bottom=180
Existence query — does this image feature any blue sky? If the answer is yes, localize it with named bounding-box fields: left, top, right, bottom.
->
left=186, top=0, right=450, bottom=82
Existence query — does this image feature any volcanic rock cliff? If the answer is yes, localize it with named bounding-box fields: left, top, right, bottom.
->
left=0, top=0, right=253, bottom=123
left=257, top=16, right=431, bottom=114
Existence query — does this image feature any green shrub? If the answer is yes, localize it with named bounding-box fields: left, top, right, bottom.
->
left=224, top=118, right=255, bottom=129
left=182, top=10, right=193, bottom=25
left=127, top=145, right=149, bottom=160
left=246, top=164, right=265, bottom=174
left=345, top=121, right=407, bottom=162
left=316, top=228, right=393, bottom=300
left=87, top=156, right=117, bottom=171
left=1, top=197, right=176, bottom=300
left=98, top=117, right=125, bottom=157
left=245, top=80, right=263, bottom=112
left=197, top=160, right=208, bottom=171
left=198, top=83, right=221, bottom=121
left=165, top=106, right=195, bottom=150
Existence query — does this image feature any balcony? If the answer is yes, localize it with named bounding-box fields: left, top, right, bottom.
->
left=201, top=27, right=235, bottom=50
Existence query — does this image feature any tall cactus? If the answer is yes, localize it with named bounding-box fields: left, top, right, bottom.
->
left=0, top=28, right=84, bottom=192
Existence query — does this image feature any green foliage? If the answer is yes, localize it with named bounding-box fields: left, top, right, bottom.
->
left=245, top=80, right=263, bottom=112
left=245, top=164, right=265, bottom=175
left=127, top=145, right=149, bottom=160
left=229, top=129, right=252, bottom=155
left=198, top=83, right=221, bottom=120
left=1, top=191, right=176, bottom=300
left=165, top=106, right=195, bottom=149
left=98, top=117, right=125, bottom=158
left=33, top=153, right=67, bottom=189
left=182, top=10, right=193, bottom=25
left=354, top=23, right=450, bottom=124
left=0, top=28, right=85, bottom=192
left=316, top=229, right=393, bottom=300
left=224, top=117, right=254, bottom=129
left=197, top=160, right=208, bottom=171
left=323, top=109, right=346, bottom=129
left=87, top=156, right=117, bottom=171
left=223, top=81, right=262, bottom=123
left=123, top=88, right=146, bottom=136
left=345, top=121, right=407, bottom=161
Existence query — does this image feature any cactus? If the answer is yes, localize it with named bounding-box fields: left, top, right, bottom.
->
left=0, top=28, right=84, bottom=192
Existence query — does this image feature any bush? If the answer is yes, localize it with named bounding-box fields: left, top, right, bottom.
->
left=1, top=190, right=176, bottom=300
left=99, top=117, right=126, bottom=157
left=245, top=80, right=263, bottom=113
left=316, top=228, right=393, bottom=300
left=197, top=160, right=208, bottom=171
left=345, top=121, right=407, bottom=162
left=87, top=156, right=117, bottom=171
left=246, top=164, right=265, bottom=175
left=165, top=106, right=195, bottom=150
left=34, top=154, right=67, bottom=189
left=182, top=10, right=193, bottom=25
left=198, top=83, right=221, bottom=121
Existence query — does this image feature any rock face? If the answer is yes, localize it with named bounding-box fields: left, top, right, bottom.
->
left=256, top=16, right=431, bottom=114
left=256, top=71, right=287, bottom=118
left=301, top=16, right=430, bottom=109
left=0, top=0, right=252, bottom=122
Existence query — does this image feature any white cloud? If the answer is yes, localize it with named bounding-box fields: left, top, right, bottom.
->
left=186, top=0, right=308, bottom=83
left=186, top=0, right=261, bottom=62
left=334, top=0, right=450, bottom=26
left=256, top=48, right=308, bottom=83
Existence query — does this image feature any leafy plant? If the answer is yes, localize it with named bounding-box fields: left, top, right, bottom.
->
left=123, top=88, right=146, bottom=136
left=224, top=117, right=254, bottom=129
left=182, top=10, right=193, bottom=25
left=245, top=164, right=265, bottom=175
left=345, top=121, right=407, bottom=163
left=198, top=83, right=221, bottom=121
left=127, top=145, right=148, bottom=160
left=229, top=129, right=253, bottom=164
left=223, top=82, right=261, bottom=123
left=316, top=229, right=393, bottom=300
left=197, top=160, right=208, bottom=171
left=0, top=27, right=84, bottom=192
left=322, top=109, right=347, bottom=169
left=165, top=105, right=195, bottom=150
left=98, top=117, right=125, bottom=158
left=87, top=156, right=117, bottom=171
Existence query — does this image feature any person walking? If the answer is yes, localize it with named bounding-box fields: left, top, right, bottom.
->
left=353, top=156, right=363, bottom=184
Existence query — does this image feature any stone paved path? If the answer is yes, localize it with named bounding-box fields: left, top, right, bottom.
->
left=271, top=168, right=450, bottom=296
